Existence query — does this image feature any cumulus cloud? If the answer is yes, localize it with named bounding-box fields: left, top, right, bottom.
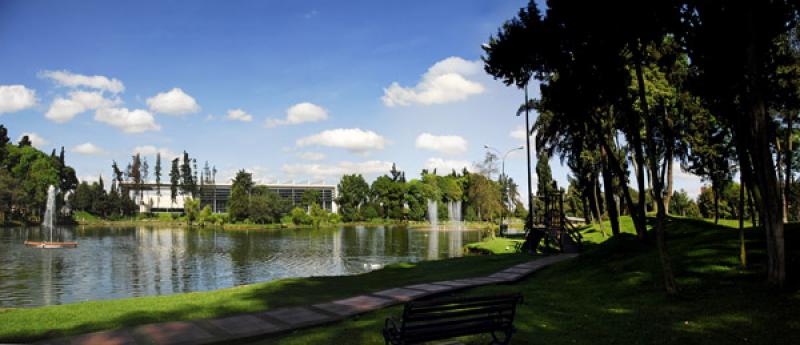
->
left=296, top=128, right=386, bottom=153
left=45, top=91, right=120, bottom=123
left=382, top=57, right=485, bottom=107
left=265, top=102, right=329, bottom=128
left=95, top=108, right=160, bottom=133
left=298, top=152, right=326, bottom=161
left=132, top=145, right=178, bottom=159
left=282, top=160, right=393, bottom=178
left=0, top=85, right=37, bottom=114
left=71, top=142, right=106, bottom=156
left=415, top=133, right=468, bottom=155
left=217, top=166, right=274, bottom=184
left=19, top=132, right=48, bottom=148
left=510, top=126, right=528, bottom=141
left=146, top=88, right=200, bottom=115
left=39, top=70, right=125, bottom=93
left=424, top=158, right=474, bottom=175
left=226, top=108, right=253, bottom=122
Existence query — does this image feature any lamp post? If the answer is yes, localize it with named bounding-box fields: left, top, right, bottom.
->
left=484, top=145, right=524, bottom=229
left=518, top=83, right=534, bottom=236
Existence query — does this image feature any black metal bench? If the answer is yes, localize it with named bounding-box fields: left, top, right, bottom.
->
left=383, top=293, right=523, bottom=345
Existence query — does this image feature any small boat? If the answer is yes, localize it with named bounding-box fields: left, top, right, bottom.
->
left=24, top=241, right=79, bottom=249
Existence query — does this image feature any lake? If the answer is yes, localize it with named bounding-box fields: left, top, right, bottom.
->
left=0, top=225, right=484, bottom=307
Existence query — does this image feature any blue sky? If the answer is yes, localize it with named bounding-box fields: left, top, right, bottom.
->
left=0, top=0, right=703, bottom=199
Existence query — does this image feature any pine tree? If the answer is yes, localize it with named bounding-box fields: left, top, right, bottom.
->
left=170, top=158, right=180, bottom=206
left=155, top=153, right=162, bottom=198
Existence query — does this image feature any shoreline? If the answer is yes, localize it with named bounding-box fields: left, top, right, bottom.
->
left=53, top=217, right=515, bottom=232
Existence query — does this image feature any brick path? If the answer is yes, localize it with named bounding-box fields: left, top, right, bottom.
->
left=34, top=254, right=578, bottom=345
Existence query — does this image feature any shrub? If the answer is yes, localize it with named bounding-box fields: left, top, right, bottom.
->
left=290, top=207, right=312, bottom=225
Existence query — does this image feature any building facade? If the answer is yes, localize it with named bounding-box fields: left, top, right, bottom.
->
left=124, top=183, right=337, bottom=214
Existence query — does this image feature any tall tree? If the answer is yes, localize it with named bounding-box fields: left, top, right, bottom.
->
left=154, top=153, right=162, bottom=200
left=0, top=125, right=9, bottom=165
left=337, top=174, right=370, bottom=221
left=169, top=158, right=180, bottom=206
left=685, top=0, right=798, bottom=287
left=229, top=169, right=254, bottom=221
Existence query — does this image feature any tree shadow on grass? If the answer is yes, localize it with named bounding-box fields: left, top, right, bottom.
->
left=0, top=254, right=534, bottom=343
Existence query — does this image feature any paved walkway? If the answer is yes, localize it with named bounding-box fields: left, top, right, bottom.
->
left=35, top=254, right=578, bottom=345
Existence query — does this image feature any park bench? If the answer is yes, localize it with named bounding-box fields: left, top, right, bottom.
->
left=383, top=293, right=523, bottom=345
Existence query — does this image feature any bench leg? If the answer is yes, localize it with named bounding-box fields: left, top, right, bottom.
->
left=489, top=329, right=514, bottom=345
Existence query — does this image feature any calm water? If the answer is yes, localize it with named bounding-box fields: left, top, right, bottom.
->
left=0, top=225, right=483, bottom=307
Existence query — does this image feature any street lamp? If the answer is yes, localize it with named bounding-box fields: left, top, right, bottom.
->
left=484, top=145, right=524, bottom=230
left=518, top=83, right=535, bottom=238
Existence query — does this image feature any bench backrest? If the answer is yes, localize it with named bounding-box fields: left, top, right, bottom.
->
left=399, top=293, right=523, bottom=340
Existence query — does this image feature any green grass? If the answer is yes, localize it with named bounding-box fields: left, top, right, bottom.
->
left=465, top=237, right=525, bottom=254
left=0, top=253, right=530, bottom=343
left=263, top=216, right=799, bottom=345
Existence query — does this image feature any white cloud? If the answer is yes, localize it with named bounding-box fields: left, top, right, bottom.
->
left=217, top=166, right=274, bottom=184
left=39, top=70, right=125, bottom=93
left=674, top=166, right=701, bottom=181
left=415, top=133, right=468, bottom=155
left=265, top=102, right=329, bottom=128
left=71, top=142, right=106, bottom=156
left=132, top=145, right=178, bottom=159
left=382, top=57, right=485, bottom=107
left=146, top=88, right=200, bottom=115
left=424, top=158, right=474, bottom=175
left=297, top=128, right=386, bottom=153
left=282, top=160, right=393, bottom=178
left=226, top=108, right=253, bottom=122
left=298, top=152, right=326, bottom=161
left=0, top=85, right=37, bottom=114
left=94, top=108, right=160, bottom=133
left=19, top=132, right=48, bottom=148
left=78, top=175, right=102, bottom=184
left=46, top=91, right=120, bottom=123
left=510, top=126, right=528, bottom=141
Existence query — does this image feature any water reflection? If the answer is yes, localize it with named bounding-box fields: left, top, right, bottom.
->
left=0, top=225, right=482, bottom=307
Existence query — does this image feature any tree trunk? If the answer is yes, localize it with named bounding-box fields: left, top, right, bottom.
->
left=748, top=186, right=757, bottom=227
left=743, top=12, right=785, bottom=287
left=785, top=114, right=793, bottom=222
left=631, top=130, right=648, bottom=240
left=714, top=184, right=720, bottom=224
left=599, top=139, right=644, bottom=237
left=665, top=155, right=673, bottom=215
left=739, top=178, right=747, bottom=268
left=635, top=42, right=678, bottom=294
left=591, top=175, right=606, bottom=236
left=776, top=138, right=787, bottom=223
left=582, top=194, right=591, bottom=223
left=601, top=146, right=621, bottom=236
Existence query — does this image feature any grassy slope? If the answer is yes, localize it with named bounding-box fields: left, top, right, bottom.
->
left=0, top=254, right=529, bottom=343
left=264, top=217, right=799, bottom=345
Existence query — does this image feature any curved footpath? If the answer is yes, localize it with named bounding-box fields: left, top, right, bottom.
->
left=34, top=254, right=578, bottom=345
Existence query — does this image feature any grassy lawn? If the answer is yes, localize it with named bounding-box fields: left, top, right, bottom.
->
left=0, top=254, right=530, bottom=343
left=261, top=217, right=799, bottom=345
left=465, top=237, right=525, bottom=254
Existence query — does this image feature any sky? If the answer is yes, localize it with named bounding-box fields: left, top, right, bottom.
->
left=0, top=0, right=704, bottom=200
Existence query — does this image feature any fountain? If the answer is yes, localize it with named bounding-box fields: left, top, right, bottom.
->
left=25, top=185, right=78, bottom=248
left=427, top=199, right=438, bottom=229
left=447, top=200, right=462, bottom=230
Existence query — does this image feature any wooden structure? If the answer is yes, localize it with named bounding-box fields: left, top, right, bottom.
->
left=383, top=293, right=523, bottom=345
left=524, top=190, right=582, bottom=253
